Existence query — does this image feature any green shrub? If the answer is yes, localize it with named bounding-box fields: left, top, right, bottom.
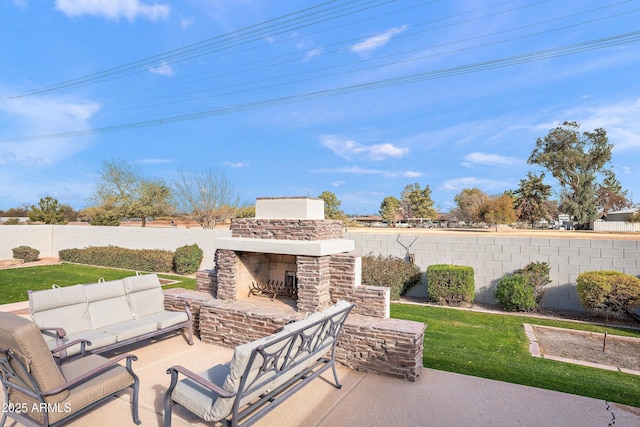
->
left=173, top=244, right=203, bottom=275
left=494, top=273, right=537, bottom=312
left=59, top=246, right=174, bottom=272
left=3, top=218, right=22, bottom=225
left=516, top=261, right=551, bottom=304
left=12, top=246, right=40, bottom=262
left=426, top=264, right=475, bottom=305
left=361, top=254, right=422, bottom=300
left=576, top=270, right=640, bottom=317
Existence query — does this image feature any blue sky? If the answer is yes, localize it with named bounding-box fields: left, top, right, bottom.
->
left=1, top=0, right=640, bottom=215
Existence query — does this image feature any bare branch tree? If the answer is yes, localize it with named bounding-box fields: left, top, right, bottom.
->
left=173, top=167, right=242, bottom=229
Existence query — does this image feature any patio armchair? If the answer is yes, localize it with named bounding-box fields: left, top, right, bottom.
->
left=0, top=312, right=140, bottom=427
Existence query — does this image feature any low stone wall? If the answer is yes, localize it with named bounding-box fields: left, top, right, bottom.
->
left=197, top=299, right=425, bottom=381
left=164, top=288, right=216, bottom=337
left=337, top=314, right=425, bottom=382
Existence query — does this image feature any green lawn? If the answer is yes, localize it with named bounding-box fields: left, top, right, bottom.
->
left=0, top=263, right=196, bottom=304
left=392, top=303, right=640, bottom=408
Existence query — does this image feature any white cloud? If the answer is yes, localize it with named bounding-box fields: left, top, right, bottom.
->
left=180, top=17, right=195, bottom=28
left=319, top=135, right=408, bottom=161
left=0, top=94, right=99, bottom=165
left=304, top=47, right=324, bottom=61
left=149, top=61, right=174, bottom=76
left=55, top=0, right=169, bottom=21
left=134, top=158, right=173, bottom=165
left=332, top=181, right=345, bottom=187
left=224, top=161, right=248, bottom=168
left=350, top=25, right=408, bottom=56
left=439, top=177, right=512, bottom=192
left=461, top=152, right=523, bottom=168
left=312, top=166, right=417, bottom=178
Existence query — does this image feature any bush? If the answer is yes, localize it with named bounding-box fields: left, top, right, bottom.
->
left=3, top=218, right=22, bottom=225
left=12, top=246, right=40, bottom=262
left=426, top=264, right=475, bottom=306
left=173, top=244, right=203, bottom=275
left=361, top=254, right=422, bottom=300
left=516, top=261, right=551, bottom=305
left=494, top=273, right=537, bottom=312
left=59, top=246, right=174, bottom=272
left=576, top=270, right=640, bottom=317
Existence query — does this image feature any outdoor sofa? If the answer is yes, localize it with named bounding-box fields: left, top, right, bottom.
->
left=28, top=273, right=193, bottom=359
left=164, top=299, right=353, bottom=427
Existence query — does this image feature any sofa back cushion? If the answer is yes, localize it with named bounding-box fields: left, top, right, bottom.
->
left=29, top=284, right=91, bottom=336
left=85, top=280, right=133, bottom=329
left=123, top=274, right=165, bottom=319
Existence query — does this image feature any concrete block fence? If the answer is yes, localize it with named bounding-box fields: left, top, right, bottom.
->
left=2, top=225, right=639, bottom=312
left=344, top=232, right=640, bottom=312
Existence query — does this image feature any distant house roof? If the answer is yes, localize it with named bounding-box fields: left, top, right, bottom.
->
left=606, top=208, right=639, bottom=215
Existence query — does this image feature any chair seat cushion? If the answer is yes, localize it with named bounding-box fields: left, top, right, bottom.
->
left=172, top=364, right=231, bottom=423
left=54, top=354, right=134, bottom=424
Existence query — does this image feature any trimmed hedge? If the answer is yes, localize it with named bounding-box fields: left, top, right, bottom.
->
left=495, top=262, right=551, bottom=312
left=495, top=273, right=536, bottom=312
left=59, top=246, right=174, bottom=273
left=173, top=244, right=203, bottom=275
left=427, top=264, right=475, bottom=305
left=576, top=270, right=640, bottom=317
left=12, top=246, right=40, bottom=262
left=361, top=254, right=422, bottom=300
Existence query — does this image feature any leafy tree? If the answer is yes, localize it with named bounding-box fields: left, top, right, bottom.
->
left=453, top=188, right=489, bottom=222
left=173, top=166, right=241, bottom=229
left=528, top=121, right=618, bottom=228
left=318, top=191, right=345, bottom=220
left=92, top=159, right=173, bottom=227
left=596, top=172, right=633, bottom=213
left=28, top=196, right=67, bottom=224
left=514, top=172, right=552, bottom=226
left=236, top=204, right=256, bottom=218
left=379, top=196, right=400, bottom=225
left=79, top=206, right=121, bottom=226
left=400, top=183, right=436, bottom=220
left=0, top=206, right=28, bottom=217
left=627, top=210, right=640, bottom=223
left=479, top=194, right=516, bottom=229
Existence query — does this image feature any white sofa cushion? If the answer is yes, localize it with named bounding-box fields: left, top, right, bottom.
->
left=123, top=274, right=165, bottom=318
left=85, top=280, right=134, bottom=329
left=30, top=284, right=92, bottom=336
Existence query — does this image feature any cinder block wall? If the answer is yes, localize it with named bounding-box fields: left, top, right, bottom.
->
left=3, top=225, right=639, bottom=312
left=346, top=232, right=640, bottom=311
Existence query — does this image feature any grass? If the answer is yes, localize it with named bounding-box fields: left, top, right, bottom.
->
left=392, top=303, right=640, bottom=408
left=0, top=263, right=196, bottom=304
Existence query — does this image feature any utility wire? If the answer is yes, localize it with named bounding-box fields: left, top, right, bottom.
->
left=4, top=30, right=639, bottom=142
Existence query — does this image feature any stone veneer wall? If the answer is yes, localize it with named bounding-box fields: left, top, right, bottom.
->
left=163, top=289, right=216, bottom=337
left=329, top=254, right=389, bottom=318
left=198, top=299, right=425, bottom=381
left=214, top=249, right=237, bottom=300
left=195, top=269, right=217, bottom=294
left=231, top=218, right=343, bottom=240
left=336, top=314, right=425, bottom=382
left=296, top=255, right=332, bottom=312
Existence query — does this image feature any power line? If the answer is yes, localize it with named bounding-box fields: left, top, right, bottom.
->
left=4, top=30, right=639, bottom=142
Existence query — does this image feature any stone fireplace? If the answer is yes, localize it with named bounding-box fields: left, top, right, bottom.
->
left=175, top=197, right=425, bottom=381
left=211, top=197, right=367, bottom=314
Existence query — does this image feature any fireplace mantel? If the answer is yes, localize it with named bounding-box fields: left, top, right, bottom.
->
left=215, top=237, right=354, bottom=257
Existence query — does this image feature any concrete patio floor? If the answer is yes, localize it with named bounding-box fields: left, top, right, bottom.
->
left=2, top=304, right=640, bottom=426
